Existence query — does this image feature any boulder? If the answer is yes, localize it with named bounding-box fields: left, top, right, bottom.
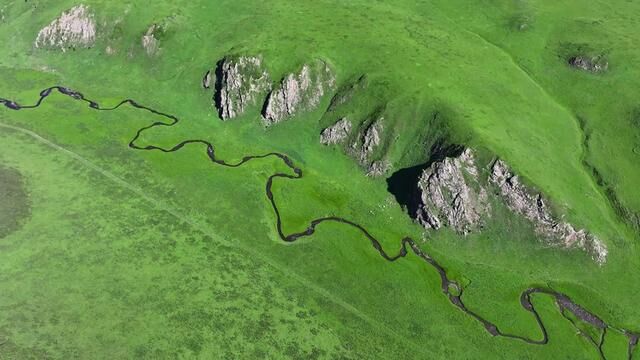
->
left=262, top=60, right=335, bottom=125
left=35, top=4, right=96, bottom=51
left=210, top=56, right=271, bottom=120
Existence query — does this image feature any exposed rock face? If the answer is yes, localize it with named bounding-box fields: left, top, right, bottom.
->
left=366, top=160, right=391, bottom=177
left=568, top=56, right=608, bottom=73
left=202, top=70, right=212, bottom=89
left=320, top=118, right=352, bottom=145
left=35, top=5, right=96, bottom=51
left=490, top=160, right=608, bottom=264
left=345, top=117, right=391, bottom=177
left=352, top=118, right=383, bottom=163
left=211, top=56, right=271, bottom=120
left=409, top=150, right=607, bottom=264
left=262, top=60, right=335, bottom=126
left=416, top=149, right=490, bottom=234
left=490, top=160, right=553, bottom=227
left=142, top=24, right=161, bottom=56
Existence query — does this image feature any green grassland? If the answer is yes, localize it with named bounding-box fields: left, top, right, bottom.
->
left=1, top=0, right=639, bottom=358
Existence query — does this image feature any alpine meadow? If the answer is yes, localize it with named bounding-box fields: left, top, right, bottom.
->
left=1, top=1, right=640, bottom=359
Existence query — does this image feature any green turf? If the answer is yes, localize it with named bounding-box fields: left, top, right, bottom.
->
left=0, top=0, right=639, bottom=358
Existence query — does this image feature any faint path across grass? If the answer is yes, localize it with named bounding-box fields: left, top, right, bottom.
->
left=0, top=120, right=432, bottom=356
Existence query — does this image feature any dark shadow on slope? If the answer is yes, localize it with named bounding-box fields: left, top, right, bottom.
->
left=386, top=140, right=464, bottom=218
left=213, top=58, right=225, bottom=119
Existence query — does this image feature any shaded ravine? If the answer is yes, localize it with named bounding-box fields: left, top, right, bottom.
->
left=1, top=86, right=638, bottom=359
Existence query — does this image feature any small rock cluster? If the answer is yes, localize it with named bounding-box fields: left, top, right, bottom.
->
left=568, top=56, right=608, bottom=73
left=35, top=4, right=96, bottom=51
left=415, top=149, right=608, bottom=264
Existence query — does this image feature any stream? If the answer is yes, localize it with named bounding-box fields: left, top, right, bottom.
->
left=1, top=86, right=637, bottom=359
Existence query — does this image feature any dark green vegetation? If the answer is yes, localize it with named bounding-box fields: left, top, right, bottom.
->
left=0, top=165, right=30, bottom=239
left=1, top=0, right=640, bottom=358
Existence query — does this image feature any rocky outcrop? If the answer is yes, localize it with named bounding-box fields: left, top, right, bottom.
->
left=416, top=149, right=490, bottom=234
left=202, top=70, right=212, bottom=89
left=142, top=24, right=161, bottom=56
left=366, top=160, right=391, bottom=177
left=209, top=56, right=271, bottom=120
left=490, top=160, right=607, bottom=264
left=568, top=56, right=608, bottom=73
left=490, top=160, right=554, bottom=227
left=352, top=118, right=383, bottom=163
left=320, top=118, right=352, bottom=145
left=262, top=60, right=335, bottom=126
left=344, top=117, right=391, bottom=177
left=35, top=5, right=96, bottom=51
left=409, top=150, right=607, bottom=264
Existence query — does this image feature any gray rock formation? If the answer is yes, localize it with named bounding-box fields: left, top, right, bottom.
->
left=568, top=56, right=608, bottom=73
left=345, top=117, right=391, bottom=176
left=366, top=160, right=391, bottom=177
left=352, top=118, right=383, bottom=163
left=320, top=118, right=352, bottom=145
left=202, top=70, right=212, bottom=89
left=142, top=24, right=161, bottom=56
left=210, top=56, right=271, bottom=120
left=490, top=159, right=607, bottom=264
left=410, top=149, right=607, bottom=264
left=262, top=60, right=335, bottom=126
left=416, top=149, right=490, bottom=234
left=35, top=5, right=96, bottom=51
